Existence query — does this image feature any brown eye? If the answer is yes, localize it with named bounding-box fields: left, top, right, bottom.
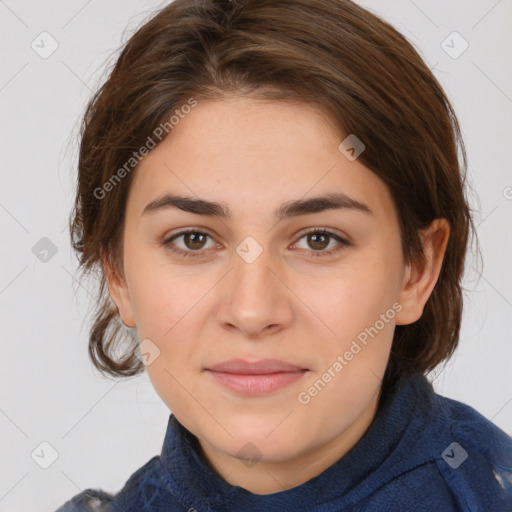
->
left=163, top=230, right=216, bottom=258
left=294, top=228, right=350, bottom=258
left=181, top=232, right=208, bottom=250
left=307, top=232, right=330, bottom=251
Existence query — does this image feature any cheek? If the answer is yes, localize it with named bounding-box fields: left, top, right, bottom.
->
left=125, top=245, right=203, bottom=336
left=312, top=258, right=402, bottom=339
left=126, top=256, right=210, bottom=380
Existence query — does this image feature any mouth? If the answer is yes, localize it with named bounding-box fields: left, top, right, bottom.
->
left=204, top=358, right=309, bottom=396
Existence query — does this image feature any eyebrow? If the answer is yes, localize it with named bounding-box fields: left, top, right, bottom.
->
left=142, top=192, right=372, bottom=221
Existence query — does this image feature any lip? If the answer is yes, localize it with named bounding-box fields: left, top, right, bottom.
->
left=207, top=358, right=306, bottom=374
left=205, top=358, right=308, bottom=396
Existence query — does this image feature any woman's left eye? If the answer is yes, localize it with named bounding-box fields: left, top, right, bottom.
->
left=293, top=229, right=350, bottom=258
left=162, top=228, right=349, bottom=259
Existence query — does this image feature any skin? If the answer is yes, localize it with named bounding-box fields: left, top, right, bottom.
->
left=105, top=95, right=449, bottom=494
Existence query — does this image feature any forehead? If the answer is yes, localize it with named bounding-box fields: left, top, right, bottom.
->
left=128, top=97, right=396, bottom=223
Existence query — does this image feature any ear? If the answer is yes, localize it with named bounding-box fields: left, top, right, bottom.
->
left=395, top=218, right=450, bottom=326
left=102, top=252, right=136, bottom=328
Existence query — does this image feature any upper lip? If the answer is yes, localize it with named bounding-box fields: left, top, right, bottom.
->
left=206, top=358, right=307, bottom=375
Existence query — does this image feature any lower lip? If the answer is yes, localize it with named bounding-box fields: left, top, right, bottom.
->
left=206, top=370, right=307, bottom=396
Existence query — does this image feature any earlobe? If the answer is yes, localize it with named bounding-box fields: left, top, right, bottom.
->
left=102, top=252, right=136, bottom=328
left=395, top=218, right=450, bottom=326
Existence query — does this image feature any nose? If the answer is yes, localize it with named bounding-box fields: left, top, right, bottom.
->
left=215, top=245, right=294, bottom=339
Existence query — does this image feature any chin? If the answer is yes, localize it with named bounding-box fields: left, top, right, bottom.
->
left=224, top=434, right=306, bottom=464
left=198, top=413, right=307, bottom=460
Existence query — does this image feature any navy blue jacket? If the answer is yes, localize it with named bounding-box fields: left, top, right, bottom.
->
left=56, top=374, right=512, bottom=511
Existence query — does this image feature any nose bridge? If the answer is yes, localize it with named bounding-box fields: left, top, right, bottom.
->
left=216, top=235, right=292, bottom=335
left=232, top=237, right=277, bottom=307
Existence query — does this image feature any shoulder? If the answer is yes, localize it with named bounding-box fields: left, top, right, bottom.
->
left=54, top=455, right=165, bottom=511
left=366, top=379, right=512, bottom=511
left=54, top=488, right=115, bottom=512
left=428, top=389, right=512, bottom=510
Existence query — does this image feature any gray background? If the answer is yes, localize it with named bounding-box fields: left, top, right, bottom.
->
left=1, top=0, right=511, bottom=510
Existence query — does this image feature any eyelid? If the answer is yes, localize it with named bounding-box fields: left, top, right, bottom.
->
left=294, top=226, right=351, bottom=243
left=162, top=227, right=219, bottom=255
left=291, top=227, right=350, bottom=258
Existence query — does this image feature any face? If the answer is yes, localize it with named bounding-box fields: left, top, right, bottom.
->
left=107, top=95, right=446, bottom=492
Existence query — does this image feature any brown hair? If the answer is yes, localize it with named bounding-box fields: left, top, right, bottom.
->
left=70, top=0, right=474, bottom=398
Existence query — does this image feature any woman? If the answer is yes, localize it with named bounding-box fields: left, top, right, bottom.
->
left=57, top=0, right=512, bottom=509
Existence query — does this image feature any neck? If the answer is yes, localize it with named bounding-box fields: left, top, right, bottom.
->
left=196, top=391, right=380, bottom=495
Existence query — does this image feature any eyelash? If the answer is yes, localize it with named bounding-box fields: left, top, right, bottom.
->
left=162, top=228, right=350, bottom=259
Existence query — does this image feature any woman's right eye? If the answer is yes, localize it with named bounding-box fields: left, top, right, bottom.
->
left=163, top=230, right=217, bottom=258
